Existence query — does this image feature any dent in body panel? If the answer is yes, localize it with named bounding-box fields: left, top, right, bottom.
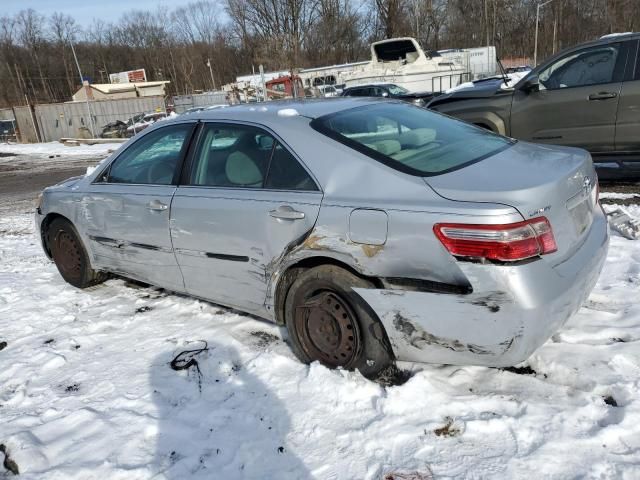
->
left=353, top=282, right=525, bottom=365
left=264, top=205, right=476, bottom=312
left=361, top=244, right=384, bottom=258
left=391, top=312, right=495, bottom=355
left=464, top=291, right=510, bottom=313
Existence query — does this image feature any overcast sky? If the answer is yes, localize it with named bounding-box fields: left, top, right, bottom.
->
left=3, top=0, right=201, bottom=26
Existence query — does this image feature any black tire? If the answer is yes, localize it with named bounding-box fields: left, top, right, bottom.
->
left=284, top=265, right=393, bottom=378
left=48, top=218, right=107, bottom=289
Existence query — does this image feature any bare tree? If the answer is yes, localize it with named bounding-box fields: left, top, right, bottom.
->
left=49, top=12, right=80, bottom=98
left=225, top=0, right=320, bottom=66
left=372, top=0, right=408, bottom=39
left=1, top=0, right=639, bottom=108
left=305, top=0, right=367, bottom=65
left=15, top=9, right=52, bottom=101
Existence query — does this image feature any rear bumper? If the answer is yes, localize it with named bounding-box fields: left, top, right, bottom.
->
left=355, top=207, right=610, bottom=367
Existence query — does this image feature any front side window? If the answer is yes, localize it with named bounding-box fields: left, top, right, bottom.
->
left=539, top=44, right=622, bottom=90
left=106, top=124, right=193, bottom=184
left=188, top=123, right=317, bottom=191
left=312, top=103, right=512, bottom=176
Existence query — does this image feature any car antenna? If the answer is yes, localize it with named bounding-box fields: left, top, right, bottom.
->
left=497, top=56, right=510, bottom=86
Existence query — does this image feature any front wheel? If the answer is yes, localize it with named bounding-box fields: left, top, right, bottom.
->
left=48, top=218, right=106, bottom=288
left=284, top=265, right=393, bottom=378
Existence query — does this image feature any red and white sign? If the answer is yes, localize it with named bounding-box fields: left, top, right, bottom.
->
left=109, top=69, right=147, bottom=84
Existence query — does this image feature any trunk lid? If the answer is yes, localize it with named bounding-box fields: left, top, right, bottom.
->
left=425, top=141, right=598, bottom=264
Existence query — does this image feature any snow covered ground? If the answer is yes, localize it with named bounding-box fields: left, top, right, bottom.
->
left=1, top=154, right=640, bottom=478
left=0, top=142, right=123, bottom=178
left=0, top=141, right=123, bottom=158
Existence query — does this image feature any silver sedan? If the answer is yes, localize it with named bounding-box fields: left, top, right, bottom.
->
left=35, top=98, right=609, bottom=378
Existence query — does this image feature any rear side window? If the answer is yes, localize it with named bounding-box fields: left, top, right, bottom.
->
left=189, top=124, right=272, bottom=188
left=632, top=40, right=640, bottom=80
left=311, top=102, right=512, bottom=176
left=188, top=123, right=318, bottom=191
left=265, top=143, right=317, bottom=191
left=346, top=88, right=366, bottom=97
left=106, top=124, right=193, bottom=185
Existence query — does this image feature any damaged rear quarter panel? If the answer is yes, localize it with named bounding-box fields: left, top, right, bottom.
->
left=267, top=207, right=530, bottom=365
left=267, top=204, right=477, bottom=311
left=354, top=284, right=523, bottom=366
left=267, top=202, right=522, bottom=332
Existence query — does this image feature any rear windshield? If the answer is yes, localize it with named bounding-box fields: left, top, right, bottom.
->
left=311, top=103, right=513, bottom=176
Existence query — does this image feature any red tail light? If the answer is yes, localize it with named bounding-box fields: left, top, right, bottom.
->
left=433, top=217, right=558, bottom=262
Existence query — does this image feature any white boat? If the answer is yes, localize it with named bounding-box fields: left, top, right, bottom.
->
left=341, top=38, right=469, bottom=93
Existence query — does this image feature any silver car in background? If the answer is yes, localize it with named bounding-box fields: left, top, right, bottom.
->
left=36, top=98, right=609, bottom=379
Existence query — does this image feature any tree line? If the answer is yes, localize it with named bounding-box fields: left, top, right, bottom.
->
left=1, top=0, right=639, bottom=108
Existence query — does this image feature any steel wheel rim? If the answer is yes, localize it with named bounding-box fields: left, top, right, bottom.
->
left=55, top=231, right=82, bottom=281
left=294, top=291, right=360, bottom=368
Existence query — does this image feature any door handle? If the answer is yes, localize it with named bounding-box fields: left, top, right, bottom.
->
left=148, top=199, right=168, bottom=211
left=588, top=92, right=617, bottom=101
left=269, top=205, right=305, bottom=220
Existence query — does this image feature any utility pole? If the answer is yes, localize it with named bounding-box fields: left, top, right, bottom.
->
left=68, top=33, right=96, bottom=137
left=534, top=0, right=555, bottom=67
left=553, top=13, right=558, bottom=54
left=206, top=58, right=216, bottom=91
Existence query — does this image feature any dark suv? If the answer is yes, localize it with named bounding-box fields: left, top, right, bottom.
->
left=341, top=83, right=433, bottom=107
left=428, top=33, right=640, bottom=177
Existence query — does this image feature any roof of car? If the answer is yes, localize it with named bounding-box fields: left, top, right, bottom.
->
left=521, top=31, right=640, bottom=80
left=599, top=32, right=639, bottom=40
left=190, top=97, right=385, bottom=121
left=344, top=83, right=397, bottom=90
left=575, top=32, right=640, bottom=49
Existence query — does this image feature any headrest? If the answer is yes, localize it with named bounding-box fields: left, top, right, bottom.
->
left=258, top=135, right=274, bottom=150
left=226, top=152, right=263, bottom=187
left=371, top=139, right=401, bottom=156
left=399, top=128, right=436, bottom=148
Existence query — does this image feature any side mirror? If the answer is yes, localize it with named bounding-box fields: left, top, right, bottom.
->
left=520, top=74, right=540, bottom=93
left=381, top=92, right=389, bottom=97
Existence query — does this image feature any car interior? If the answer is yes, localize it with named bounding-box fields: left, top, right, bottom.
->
left=190, top=127, right=317, bottom=190
left=106, top=127, right=191, bottom=185
left=321, top=104, right=511, bottom=174
left=190, top=128, right=271, bottom=187
left=539, top=46, right=620, bottom=90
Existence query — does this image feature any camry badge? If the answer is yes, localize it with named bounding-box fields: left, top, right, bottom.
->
left=529, top=205, right=551, bottom=217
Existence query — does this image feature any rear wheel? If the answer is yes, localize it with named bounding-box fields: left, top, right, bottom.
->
left=48, top=218, right=106, bottom=288
left=284, top=265, right=393, bottom=378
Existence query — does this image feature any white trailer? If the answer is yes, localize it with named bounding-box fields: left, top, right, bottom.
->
left=438, top=46, right=497, bottom=80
